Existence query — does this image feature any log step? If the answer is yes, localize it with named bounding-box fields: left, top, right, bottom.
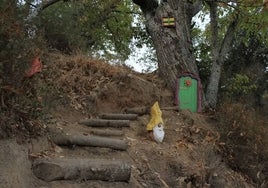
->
left=123, top=106, right=149, bottom=116
left=122, top=106, right=179, bottom=115
left=79, top=119, right=130, bottom=128
left=90, top=129, right=124, bottom=137
left=52, top=133, right=128, bottom=150
left=100, top=113, right=138, bottom=120
left=32, top=158, right=131, bottom=182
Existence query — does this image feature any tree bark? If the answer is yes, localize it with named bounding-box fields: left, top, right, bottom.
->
left=100, top=113, right=138, bottom=120
left=79, top=119, right=130, bottom=127
left=32, top=158, right=131, bottom=182
left=52, top=134, right=128, bottom=150
left=133, top=0, right=201, bottom=89
left=205, top=2, right=220, bottom=108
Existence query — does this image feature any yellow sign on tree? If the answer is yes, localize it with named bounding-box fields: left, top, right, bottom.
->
left=162, top=17, right=175, bottom=27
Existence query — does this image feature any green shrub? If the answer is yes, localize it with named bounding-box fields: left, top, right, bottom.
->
left=225, top=74, right=257, bottom=99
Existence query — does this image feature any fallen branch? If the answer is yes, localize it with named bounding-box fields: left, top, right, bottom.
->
left=100, top=113, right=138, bottom=120
left=79, top=119, right=130, bottom=128
left=139, top=155, right=170, bottom=188
left=52, top=133, right=128, bottom=150
left=32, top=158, right=131, bottom=182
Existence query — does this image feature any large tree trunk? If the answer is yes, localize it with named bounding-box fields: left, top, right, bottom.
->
left=133, top=0, right=201, bottom=89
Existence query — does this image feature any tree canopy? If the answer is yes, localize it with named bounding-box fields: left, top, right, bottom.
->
left=38, top=0, right=144, bottom=60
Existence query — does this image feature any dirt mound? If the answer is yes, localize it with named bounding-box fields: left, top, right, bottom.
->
left=0, top=52, right=257, bottom=188
left=39, top=52, right=171, bottom=114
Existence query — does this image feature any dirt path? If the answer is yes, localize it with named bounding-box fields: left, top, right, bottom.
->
left=0, top=139, right=44, bottom=188
left=0, top=108, right=256, bottom=188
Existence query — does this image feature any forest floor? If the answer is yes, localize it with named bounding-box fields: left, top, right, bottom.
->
left=0, top=52, right=258, bottom=188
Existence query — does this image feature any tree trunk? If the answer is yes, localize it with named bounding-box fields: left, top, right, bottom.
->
left=32, top=158, right=131, bottom=182
left=205, top=62, right=222, bottom=108
left=52, top=134, right=128, bottom=150
left=133, top=0, right=201, bottom=89
left=205, top=2, right=239, bottom=108
left=205, top=2, right=221, bottom=108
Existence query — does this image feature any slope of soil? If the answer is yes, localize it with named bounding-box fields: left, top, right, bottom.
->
left=0, top=52, right=257, bottom=188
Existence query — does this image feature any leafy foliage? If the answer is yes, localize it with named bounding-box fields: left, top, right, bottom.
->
left=193, top=1, right=268, bottom=95
left=0, top=1, right=40, bottom=85
left=192, top=27, right=211, bottom=87
left=221, top=34, right=268, bottom=105
left=40, top=0, right=143, bottom=61
left=225, top=74, right=257, bottom=98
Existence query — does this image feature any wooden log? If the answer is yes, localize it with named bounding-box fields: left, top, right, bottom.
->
left=123, top=106, right=149, bottom=115
left=100, top=113, right=138, bottom=120
left=79, top=119, right=130, bottom=127
left=161, top=106, right=179, bottom=111
left=90, top=129, right=124, bottom=136
left=32, top=158, right=131, bottom=182
left=52, top=133, right=128, bottom=150
left=123, top=106, right=179, bottom=115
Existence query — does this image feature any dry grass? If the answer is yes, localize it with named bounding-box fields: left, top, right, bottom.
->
left=215, top=102, right=268, bottom=185
left=39, top=51, right=163, bottom=114
left=46, top=52, right=131, bottom=94
left=38, top=52, right=134, bottom=112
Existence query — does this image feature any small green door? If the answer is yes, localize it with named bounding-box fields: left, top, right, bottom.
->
left=178, top=76, right=198, bottom=112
